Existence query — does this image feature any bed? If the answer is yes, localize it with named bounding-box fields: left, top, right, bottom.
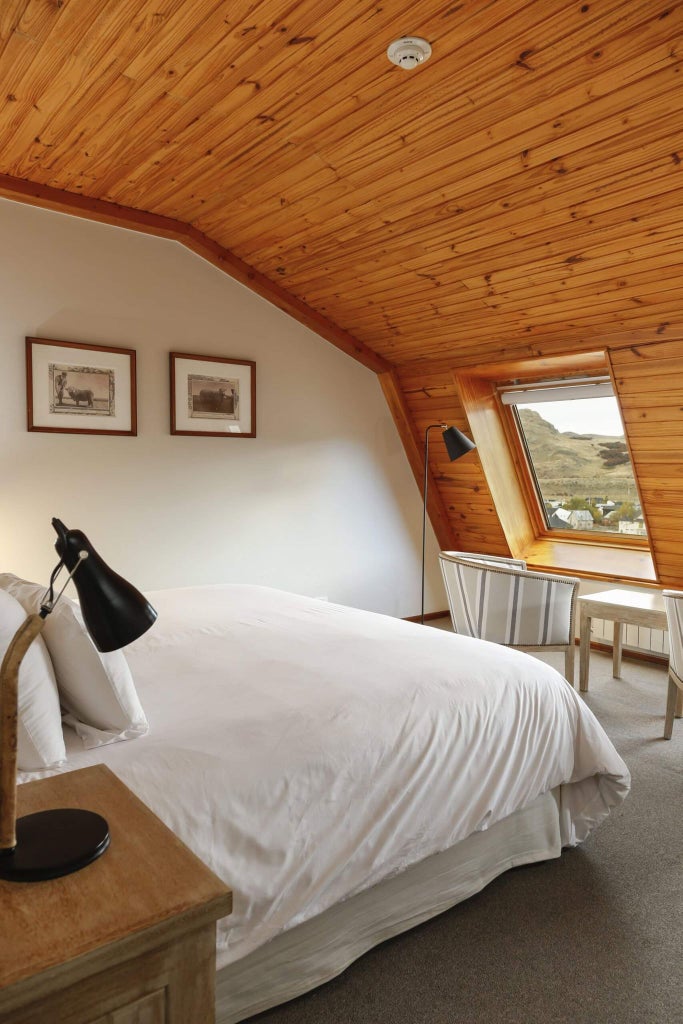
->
left=17, top=584, right=630, bottom=1023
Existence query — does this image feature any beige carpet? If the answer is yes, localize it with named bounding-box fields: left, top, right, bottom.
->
left=249, top=638, right=682, bottom=1024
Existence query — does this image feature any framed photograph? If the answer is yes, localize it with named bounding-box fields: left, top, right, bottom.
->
left=170, top=352, right=256, bottom=437
left=26, top=337, right=137, bottom=435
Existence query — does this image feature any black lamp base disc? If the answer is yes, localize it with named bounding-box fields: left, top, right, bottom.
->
left=0, top=808, right=110, bottom=882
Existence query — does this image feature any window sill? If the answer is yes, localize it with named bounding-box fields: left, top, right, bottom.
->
left=522, top=537, right=657, bottom=587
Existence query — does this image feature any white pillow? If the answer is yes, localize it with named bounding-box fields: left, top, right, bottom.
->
left=0, top=573, right=148, bottom=749
left=0, top=589, right=66, bottom=771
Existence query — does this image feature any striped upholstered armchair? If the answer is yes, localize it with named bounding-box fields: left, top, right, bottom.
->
left=438, top=552, right=580, bottom=685
left=662, top=591, right=683, bottom=739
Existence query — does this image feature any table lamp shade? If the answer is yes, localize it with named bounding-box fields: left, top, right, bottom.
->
left=52, top=518, right=157, bottom=652
left=0, top=520, right=158, bottom=881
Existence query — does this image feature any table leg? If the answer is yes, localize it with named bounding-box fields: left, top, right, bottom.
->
left=579, top=606, right=591, bottom=692
left=612, top=621, right=623, bottom=679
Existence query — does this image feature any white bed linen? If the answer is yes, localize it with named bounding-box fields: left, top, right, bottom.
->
left=21, top=585, right=630, bottom=971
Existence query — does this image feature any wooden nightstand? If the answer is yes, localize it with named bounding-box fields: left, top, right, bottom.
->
left=0, top=764, right=232, bottom=1024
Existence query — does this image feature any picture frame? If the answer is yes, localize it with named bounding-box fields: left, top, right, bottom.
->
left=26, top=337, right=137, bottom=436
left=170, top=352, right=256, bottom=438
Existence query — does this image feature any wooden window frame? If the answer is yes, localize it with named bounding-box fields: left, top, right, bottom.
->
left=455, top=352, right=656, bottom=586
left=498, top=383, right=650, bottom=552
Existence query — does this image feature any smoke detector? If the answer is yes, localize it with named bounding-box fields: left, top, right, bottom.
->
left=387, top=36, right=432, bottom=70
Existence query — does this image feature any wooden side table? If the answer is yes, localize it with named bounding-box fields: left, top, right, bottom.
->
left=0, top=764, right=232, bottom=1024
left=577, top=588, right=667, bottom=692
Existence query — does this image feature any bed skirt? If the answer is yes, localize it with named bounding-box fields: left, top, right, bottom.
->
left=216, top=788, right=562, bottom=1023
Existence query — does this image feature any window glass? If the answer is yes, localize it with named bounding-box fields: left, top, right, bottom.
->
left=511, top=392, right=646, bottom=537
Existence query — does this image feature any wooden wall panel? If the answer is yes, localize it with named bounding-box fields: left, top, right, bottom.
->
left=397, top=366, right=510, bottom=557
left=609, top=339, right=683, bottom=588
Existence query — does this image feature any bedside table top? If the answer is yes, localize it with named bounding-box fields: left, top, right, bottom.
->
left=0, top=765, right=232, bottom=993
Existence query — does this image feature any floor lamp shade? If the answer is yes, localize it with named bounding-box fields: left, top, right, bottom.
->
left=421, top=424, right=476, bottom=623
left=442, top=425, right=476, bottom=462
left=0, top=520, right=157, bottom=882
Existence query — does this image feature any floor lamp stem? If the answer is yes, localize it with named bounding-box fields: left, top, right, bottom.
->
left=421, top=433, right=429, bottom=624
left=421, top=425, right=444, bottom=624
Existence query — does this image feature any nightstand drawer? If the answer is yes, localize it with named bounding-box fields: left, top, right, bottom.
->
left=90, top=988, right=165, bottom=1024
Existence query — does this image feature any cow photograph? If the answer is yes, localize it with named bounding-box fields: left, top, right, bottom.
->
left=49, top=362, right=115, bottom=416
left=188, top=373, right=239, bottom=420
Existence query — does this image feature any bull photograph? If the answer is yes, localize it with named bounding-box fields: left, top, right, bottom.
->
left=49, top=363, right=115, bottom=416
left=170, top=351, right=255, bottom=437
left=26, top=337, right=137, bottom=436
left=188, top=373, right=239, bottom=420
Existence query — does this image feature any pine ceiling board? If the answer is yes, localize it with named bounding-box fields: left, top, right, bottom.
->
left=251, top=143, right=679, bottom=298
left=0, top=0, right=65, bottom=57
left=455, top=220, right=683, bottom=298
left=14, top=0, right=294, bottom=193
left=120, top=0, right=244, bottom=82
left=486, top=281, right=683, bottom=322
left=377, top=310, right=683, bottom=357
left=179, top=0, right=576, bottom=216
left=279, top=218, right=683, bottom=326
left=317, top=0, right=657, bottom=181
left=613, top=337, right=683, bottom=362
left=483, top=261, right=683, bottom=312
left=0, top=0, right=193, bottom=178
left=225, top=4, right=679, bottom=260
left=0, top=0, right=680, bottom=382
left=482, top=256, right=683, bottom=309
left=49, top=7, right=268, bottom=195
left=283, top=208, right=677, bottom=312
left=91, top=0, right=349, bottom=201
left=473, top=243, right=683, bottom=311
left=384, top=310, right=683, bottom=365
left=27, top=0, right=231, bottom=189
left=89, top=0, right=446, bottom=207
left=0, top=0, right=92, bottom=133
left=346, top=271, right=683, bottom=333
left=137, top=1, right=581, bottom=235
left=354, top=240, right=683, bottom=311
left=331, top=278, right=683, bottom=345
left=461, top=241, right=683, bottom=306
left=127, top=0, right=466, bottom=219
left=278, top=125, right=683, bottom=292
left=0, top=1, right=33, bottom=60
left=1, top=4, right=161, bottom=178
left=212, top=0, right=631, bottom=230
left=400, top=288, right=683, bottom=336
left=53, top=0, right=299, bottom=196
left=258, top=70, right=683, bottom=288
left=137, top=0, right=532, bottom=209
left=367, top=194, right=683, bottom=292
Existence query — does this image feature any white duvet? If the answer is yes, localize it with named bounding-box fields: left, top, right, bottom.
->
left=28, top=585, right=630, bottom=969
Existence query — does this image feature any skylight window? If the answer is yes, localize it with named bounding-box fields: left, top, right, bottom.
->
left=500, top=379, right=646, bottom=538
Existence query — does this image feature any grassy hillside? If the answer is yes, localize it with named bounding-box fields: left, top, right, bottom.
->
left=517, top=408, right=639, bottom=505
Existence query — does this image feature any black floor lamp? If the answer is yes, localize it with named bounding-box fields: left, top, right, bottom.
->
left=421, top=424, right=476, bottom=623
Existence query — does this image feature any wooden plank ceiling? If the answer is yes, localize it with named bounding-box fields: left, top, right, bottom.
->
left=1, top=0, right=682, bottom=575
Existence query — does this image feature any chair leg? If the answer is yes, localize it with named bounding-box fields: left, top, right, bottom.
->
left=564, top=643, right=575, bottom=688
left=664, top=673, right=679, bottom=739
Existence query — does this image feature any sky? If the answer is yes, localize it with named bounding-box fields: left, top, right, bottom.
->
left=519, top=396, right=624, bottom=436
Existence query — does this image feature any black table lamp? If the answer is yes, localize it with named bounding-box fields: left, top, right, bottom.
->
left=421, top=424, right=476, bottom=623
left=0, top=519, right=157, bottom=882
